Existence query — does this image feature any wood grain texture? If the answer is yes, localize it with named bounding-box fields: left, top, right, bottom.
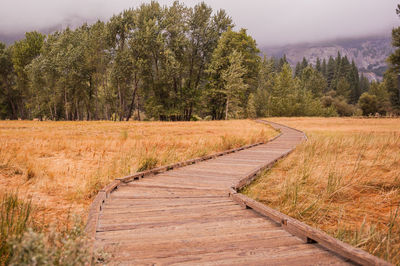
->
left=87, top=120, right=389, bottom=265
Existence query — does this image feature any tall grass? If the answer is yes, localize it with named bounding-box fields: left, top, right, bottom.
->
left=0, top=193, right=32, bottom=265
left=0, top=120, right=277, bottom=228
left=243, top=117, right=400, bottom=264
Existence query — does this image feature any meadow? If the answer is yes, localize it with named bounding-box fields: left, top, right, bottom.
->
left=243, top=117, right=400, bottom=264
left=0, top=120, right=275, bottom=228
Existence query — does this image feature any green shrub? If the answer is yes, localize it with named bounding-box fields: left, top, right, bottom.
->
left=9, top=222, right=90, bottom=266
left=1, top=193, right=91, bottom=265
left=137, top=157, right=158, bottom=172
left=358, top=92, right=378, bottom=116
left=190, top=115, right=202, bottom=121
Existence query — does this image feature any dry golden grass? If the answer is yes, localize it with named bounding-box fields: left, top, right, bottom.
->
left=0, top=120, right=276, bottom=228
left=243, top=117, right=400, bottom=264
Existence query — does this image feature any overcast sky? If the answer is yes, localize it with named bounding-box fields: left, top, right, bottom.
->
left=0, top=0, right=399, bottom=46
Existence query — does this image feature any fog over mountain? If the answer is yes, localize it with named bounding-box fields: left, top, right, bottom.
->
left=263, top=36, right=393, bottom=81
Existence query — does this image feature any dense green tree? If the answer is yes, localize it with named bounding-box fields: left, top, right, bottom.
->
left=294, top=62, right=302, bottom=77
left=315, top=57, right=322, bottom=72
left=336, top=77, right=351, bottom=99
left=388, top=4, right=400, bottom=72
left=221, top=50, right=248, bottom=119
left=358, top=93, right=378, bottom=115
left=11, top=31, right=44, bottom=118
left=277, top=54, right=288, bottom=72
left=299, top=66, right=327, bottom=97
left=206, top=28, right=260, bottom=119
left=0, top=43, right=16, bottom=119
left=368, top=82, right=391, bottom=114
left=382, top=71, right=400, bottom=110
left=268, top=63, right=297, bottom=116
left=321, top=58, right=327, bottom=78
left=0, top=1, right=378, bottom=120
left=386, top=5, right=400, bottom=111
left=326, top=56, right=336, bottom=89
left=348, top=60, right=360, bottom=103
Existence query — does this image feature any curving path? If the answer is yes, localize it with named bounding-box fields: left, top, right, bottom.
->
left=90, top=121, right=387, bottom=265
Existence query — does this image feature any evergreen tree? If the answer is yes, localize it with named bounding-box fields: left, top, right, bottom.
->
left=336, top=77, right=350, bottom=99
left=294, top=62, right=302, bottom=77
left=348, top=60, right=360, bottom=103
left=321, top=58, right=327, bottom=78
left=299, top=66, right=327, bottom=97
left=387, top=4, right=400, bottom=111
left=383, top=71, right=400, bottom=110
left=388, top=4, right=400, bottom=72
left=359, top=74, right=370, bottom=94
left=315, top=57, right=322, bottom=72
left=277, top=54, right=288, bottom=72
left=300, top=57, right=308, bottom=70
left=221, top=50, right=248, bottom=119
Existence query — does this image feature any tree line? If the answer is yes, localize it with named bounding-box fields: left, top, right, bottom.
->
left=0, top=1, right=399, bottom=121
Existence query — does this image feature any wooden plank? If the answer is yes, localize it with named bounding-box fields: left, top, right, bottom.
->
left=97, top=210, right=264, bottom=232
left=96, top=231, right=299, bottom=251
left=113, top=187, right=227, bottom=197
left=122, top=178, right=232, bottom=189
left=103, top=236, right=303, bottom=261
left=98, top=205, right=246, bottom=221
left=109, top=243, right=343, bottom=265
left=104, top=197, right=232, bottom=208
left=123, top=182, right=228, bottom=191
left=101, top=201, right=239, bottom=214
left=96, top=217, right=280, bottom=237
left=195, top=247, right=351, bottom=266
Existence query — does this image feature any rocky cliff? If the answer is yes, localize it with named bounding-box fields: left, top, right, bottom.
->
left=262, top=36, right=393, bottom=81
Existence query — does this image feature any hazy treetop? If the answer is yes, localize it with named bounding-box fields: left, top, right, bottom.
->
left=0, top=0, right=398, bottom=46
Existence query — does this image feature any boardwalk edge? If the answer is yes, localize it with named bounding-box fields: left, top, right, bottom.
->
left=230, top=120, right=391, bottom=266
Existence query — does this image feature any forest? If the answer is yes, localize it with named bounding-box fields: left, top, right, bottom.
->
left=0, top=1, right=399, bottom=121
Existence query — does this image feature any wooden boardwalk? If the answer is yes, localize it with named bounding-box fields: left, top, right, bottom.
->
left=90, top=121, right=388, bottom=265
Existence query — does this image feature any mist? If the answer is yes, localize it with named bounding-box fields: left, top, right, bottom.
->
left=0, top=0, right=399, bottom=46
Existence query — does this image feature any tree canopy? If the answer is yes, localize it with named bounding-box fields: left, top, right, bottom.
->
left=1, top=1, right=396, bottom=120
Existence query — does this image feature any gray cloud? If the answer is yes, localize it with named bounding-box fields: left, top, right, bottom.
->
left=0, top=0, right=399, bottom=46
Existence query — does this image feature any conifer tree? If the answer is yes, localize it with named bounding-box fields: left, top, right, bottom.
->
left=315, top=57, right=322, bottom=72
left=221, top=50, right=248, bottom=119
left=321, top=58, right=327, bottom=78
left=326, top=56, right=335, bottom=89
left=387, top=4, right=400, bottom=110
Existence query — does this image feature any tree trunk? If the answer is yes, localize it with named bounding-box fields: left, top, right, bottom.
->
left=118, top=83, right=123, bottom=121
left=126, top=76, right=138, bottom=121
left=225, top=97, right=229, bottom=120
left=137, top=94, right=141, bottom=121
left=64, top=89, right=69, bottom=121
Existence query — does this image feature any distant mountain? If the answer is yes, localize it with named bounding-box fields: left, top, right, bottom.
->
left=262, top=36, right=393, bottom=81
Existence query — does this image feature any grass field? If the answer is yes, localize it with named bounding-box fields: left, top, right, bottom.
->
left=0, top=120, right=276, bottom=229
left=243, top=117, right=400, bottom=264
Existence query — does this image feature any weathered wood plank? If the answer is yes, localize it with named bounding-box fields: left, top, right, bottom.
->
left=109, top=244, right=348, bottom=265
